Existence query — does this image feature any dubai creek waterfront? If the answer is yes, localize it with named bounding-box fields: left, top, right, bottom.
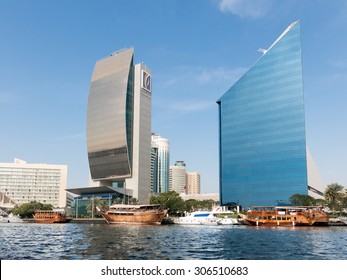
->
left=1, top=223, right=347, bottom=260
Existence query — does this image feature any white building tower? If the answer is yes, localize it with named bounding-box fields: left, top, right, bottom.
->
left=151, top=133, right=170, bottom=193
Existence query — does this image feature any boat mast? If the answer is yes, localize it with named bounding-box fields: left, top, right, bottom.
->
left=123, top=181, right=127, bottom=204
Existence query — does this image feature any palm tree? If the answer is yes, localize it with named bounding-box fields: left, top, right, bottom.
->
left=324, top=183, right=345, bottom=211
left=128, top=198, right=139, bottom=205
left=86, top=198, right=108, bottom=218
left=112, top=197, right=123, bottom=204
left=341, top=189, right=347, bottom=211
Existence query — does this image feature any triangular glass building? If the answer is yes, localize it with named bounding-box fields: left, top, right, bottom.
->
left=217, top=21, right=325, bottom=208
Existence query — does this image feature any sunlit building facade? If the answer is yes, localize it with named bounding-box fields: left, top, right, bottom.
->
left=0, top=158, right=67, bottom=208
left=186, top=172, right=200, bottom=194
left=169, top=161, right=186, bottom=194
left=217, top=21, right=325, bottom=208
left=86, top=48, right=152, bottom=203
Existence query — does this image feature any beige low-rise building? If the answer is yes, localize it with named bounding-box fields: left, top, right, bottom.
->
left=180, top=193, right=219, bottom=202
left=0, top=158, right=67, bottom=208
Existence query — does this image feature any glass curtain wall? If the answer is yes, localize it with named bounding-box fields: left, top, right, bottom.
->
left=218, top=22, right=307, bottom=208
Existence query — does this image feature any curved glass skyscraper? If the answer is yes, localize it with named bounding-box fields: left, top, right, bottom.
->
left=87, top=49, right=134, bottom=180
left=87, top=48, right=152, bottom=203
left=218, top=21, right=323, bottom=208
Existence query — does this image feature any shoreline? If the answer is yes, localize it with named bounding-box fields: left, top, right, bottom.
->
left=16, top=217, right=347, bottom=226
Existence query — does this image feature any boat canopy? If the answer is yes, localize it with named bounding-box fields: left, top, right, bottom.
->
left=249, top=206, right=324, bottom=211
left=193, top=213, right=211, bottom=217
left=109, top=204, right=162, bottom=209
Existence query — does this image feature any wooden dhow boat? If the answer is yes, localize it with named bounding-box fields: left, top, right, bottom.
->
left=96, top=204, right=167, bottom=225
left=33, top=210, right=69, bottom=223
left=245, top=206, right=329, bottom=226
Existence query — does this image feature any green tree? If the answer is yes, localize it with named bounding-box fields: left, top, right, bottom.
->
left=128, top=198, right=139, bottom=205
left=324, top=183, right=345, bottom=211
left=337, top=186, right=347, bottom=212
left=150, top=191, right=217, bottom=215
left=289, top=194, right=316, bottom=206
left=150, top=191, right=185, bottom=215
left=12, top=201, right=53, bottom=218
left=112, top=197, right=123, bottom=204
left=184, top=199, right=198, bottom=212
left=198, top=199, right=216, bottom=210
left=315, top=199, right=328, bottom=207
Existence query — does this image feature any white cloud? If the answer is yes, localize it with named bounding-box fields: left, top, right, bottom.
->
left=161, top=66, right=246, bottom=87
left=155, top=66, right=247, bottom=114
left=196, top=66, right=246, bottom=84
left=219, top=0, right=272, bottom=19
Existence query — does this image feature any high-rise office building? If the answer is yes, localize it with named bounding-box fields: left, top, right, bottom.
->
left=217, top=21, right=325, bottom=208
left=169, top=161, right=186, bottom=194
left=0, top=158, right=67, bottom=208
left=86, top=48, right=152, bottom=203
left=150, top=140, right=159, bottom=193
left=186, top=172, right=201, bottom=194
left=151, top=133, right=170, bottom=193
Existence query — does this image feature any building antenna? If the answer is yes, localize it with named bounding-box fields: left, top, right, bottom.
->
left=258, top=48, right=267, bottom=55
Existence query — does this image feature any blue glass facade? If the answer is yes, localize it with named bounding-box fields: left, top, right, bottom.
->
left=217, top=21, right=308, bottom=208
left=157, top=149, right=170, bottom=193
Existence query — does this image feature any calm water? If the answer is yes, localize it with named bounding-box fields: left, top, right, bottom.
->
left=1, top=223, right=346, bottom=260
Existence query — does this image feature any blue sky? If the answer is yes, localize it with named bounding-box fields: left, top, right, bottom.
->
left=1, top=0, right=346, bottom=193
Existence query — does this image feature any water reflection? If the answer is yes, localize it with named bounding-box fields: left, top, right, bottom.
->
left=1, top=223, right=346, bottom=260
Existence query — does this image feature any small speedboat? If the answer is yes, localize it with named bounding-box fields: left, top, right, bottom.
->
left=0, top=215, right=10, bottom=223
left=8, top=213, right=23, bottom=223
left=338, top=216, right=347, bottom=225
left=217, top=218, right=239, bottom=225
left=0, top=210, right=10, bottom=223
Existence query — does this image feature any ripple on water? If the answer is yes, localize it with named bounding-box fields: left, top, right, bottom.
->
left=1, top=223, right=347, bottom=260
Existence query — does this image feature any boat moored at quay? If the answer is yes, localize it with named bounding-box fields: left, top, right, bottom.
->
left=33, top=210, right=69, bottom=223
left=217, top=217, right=240, bottom=225
left=338, top=216, right=347, bottom=225
left=96, top=204, right=167, bottom=225
left=174, top=207, right=241, bottom=226
left=175, top=211, right=219, bottom=225
left=245, top=206, right=329, bottom=226
left=0, top=210, right=11, bottom=223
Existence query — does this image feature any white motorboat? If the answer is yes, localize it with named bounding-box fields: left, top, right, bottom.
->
left=0, top=210, right=23, bottom=223
left=175, top=211, right=219, bottom=225
left=0, top=210, right=10, bottom=223
left=217, top=217, right=239, bottom=225
left=338, top=216, right=347, bottom=225
left=0, top=215, right=10, bottom=223
left=8, top=213, right=23, bottom=223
